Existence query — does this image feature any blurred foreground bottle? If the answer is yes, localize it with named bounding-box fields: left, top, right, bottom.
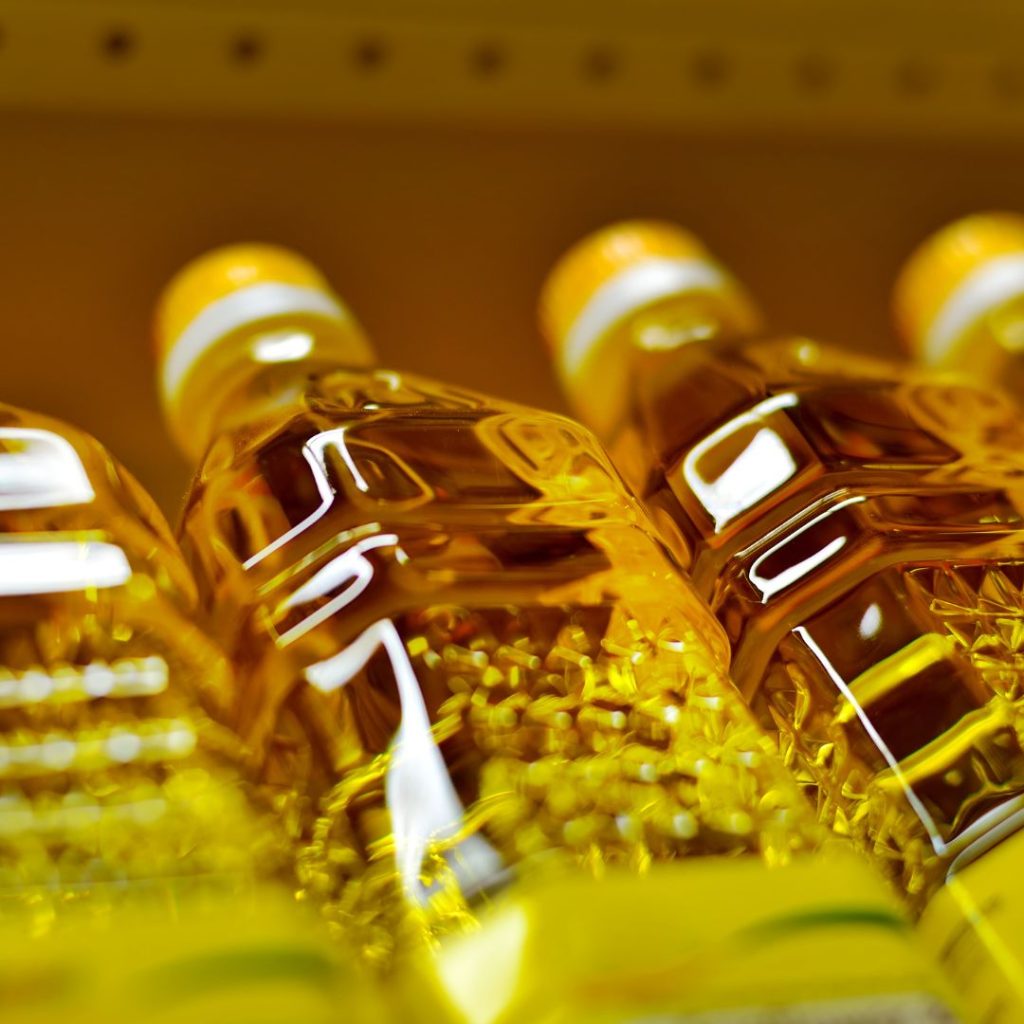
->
left=150, top=244, right=959, bottom=1023
left=895, top=213, right=1024, bottom=398
left=0, top=402, right=381, bottom=1022
left=541, top=220, right=1024, bottom=1023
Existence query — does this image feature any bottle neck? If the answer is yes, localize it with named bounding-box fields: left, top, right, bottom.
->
left=168, top=320, right=374, bottom=464
left=562, top=291, right=756, bottom=445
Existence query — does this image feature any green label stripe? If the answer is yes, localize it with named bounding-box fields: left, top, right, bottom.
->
left=137, top=945, right=337, bottom=1005
left=738, top=905, right=909, bottom=948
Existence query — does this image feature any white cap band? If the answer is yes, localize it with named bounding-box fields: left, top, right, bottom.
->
left=560, top=257, right=732, bottom=380
left=161, top=282, right=354, bottom=403
left=923, top=253, right=1024, bottom=364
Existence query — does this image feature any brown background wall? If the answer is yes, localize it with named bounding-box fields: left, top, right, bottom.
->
left=3, top=113, right=1023, bottom=512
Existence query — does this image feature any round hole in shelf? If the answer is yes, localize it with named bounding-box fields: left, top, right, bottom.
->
left=992, top=62, right=1024, bottom=102
left=794, top=54, right=835, bottom=95
left=582, top=46, right=620, bottom=83
left=230, top=32, right=265, bottom=67
left=352, top=37, right=388, bottom=72
left=470, top=42, right=506, bottom=78
left=689, top=49, right=730, bottom=90
left=101, top=27, right=136, bottom=62
left=893, top=59, right=937, bottom=97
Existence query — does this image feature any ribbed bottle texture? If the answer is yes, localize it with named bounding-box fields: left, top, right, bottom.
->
left=149, top=245, right=958, bottom=1022
left=542, top=221, right=1024, bottom=1023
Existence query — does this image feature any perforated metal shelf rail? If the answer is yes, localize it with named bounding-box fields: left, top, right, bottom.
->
left=0, top=0, right=1023, bottom=138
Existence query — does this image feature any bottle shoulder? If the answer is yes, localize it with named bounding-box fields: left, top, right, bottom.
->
left=194, top=365, right=643, bottom=517
left=626, top=331, right=1024, bottom=488
left=182, top=365, right=731, bottom=661
left=0, top=401, right=199, bottom=609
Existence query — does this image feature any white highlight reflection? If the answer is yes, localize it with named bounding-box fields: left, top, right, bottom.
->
left=245, top=428, right=365, bottom=569
left=748, top=496, right=865, bottom=602
left=859, top=603, right=883, bottom=640
left=793, top=625, right=945, bottom=855
left=251, top=330, right=315, bottom=364
left=277, top=533, right=398, bottom=646
left=0, top=428, right=94, bottom=511
left=0, top=540, right=131, bottom=596
left=682, top=393, right=799, bottom=531
left=438, top=905, right=529, bottom=1024
left=306, top=618, right=504, bottom=906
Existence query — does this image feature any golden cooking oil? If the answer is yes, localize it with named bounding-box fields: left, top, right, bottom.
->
left=151, top=244, right=960, bottom=1021
left=0, top=402, right=383, bottom=1022
left=541, top=220, right=1024, bottom=1023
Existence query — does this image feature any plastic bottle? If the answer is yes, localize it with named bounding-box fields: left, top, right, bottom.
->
left=0, top=401, right=381, bottom=1022
left=541, top=220, right=1024, bottom=1023
left=151, top=243, right=959, bottom=1022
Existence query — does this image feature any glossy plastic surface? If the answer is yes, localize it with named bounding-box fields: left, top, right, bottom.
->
left=0, top=400, right=392, bottom=1018
left=606, top=333, right=1024, bottom=903
left=0, top=401, right=290, bottom=924
left=175, top=353, right=843, bottom=968
left=560, top=308, right=1024, bottom=1018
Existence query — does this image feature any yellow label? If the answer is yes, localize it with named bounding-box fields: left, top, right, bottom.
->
left=627, top=995, right=955, bottom=1022
left=0, top=889, right=383, bottom=1024
left=432, top=849, right=962, bottom=1024
left=919, top=827, right=1024, bottom=1024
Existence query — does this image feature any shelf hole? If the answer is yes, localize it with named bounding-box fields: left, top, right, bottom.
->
left=101, top=27, right=136, bottom=62
left=794, top=54, right=835, bottom=94
left=352, top=37, right=388, bottom=72
left=894, top=60, right=937, bottom=97
left=689, top=49, right=730, bottom=90
left=992, top=62, right=1024, bottom=102
left=230, top=32, right=265, bottom=67
left=470, top=42, right=506, bottom=78
left=582, top=46, right=619, bottom=83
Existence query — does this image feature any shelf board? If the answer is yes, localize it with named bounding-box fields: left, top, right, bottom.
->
left=1, top=0, right=1023, bottom=138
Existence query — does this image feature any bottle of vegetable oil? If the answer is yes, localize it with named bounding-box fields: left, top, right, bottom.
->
left=151, top=244, right=960, bottom=1022
left=540, top=220, right=1024, bottom=1023
left=894, top=212, right=1024, bottom=399
left=0, top=402, right=381, bottom=1023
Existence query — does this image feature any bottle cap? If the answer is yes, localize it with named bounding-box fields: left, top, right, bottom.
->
left=153, top=243, right=372, bottom=410
left=539, top=221, right=760, bottom=385
left=894, top=213, right=1024, bottom=365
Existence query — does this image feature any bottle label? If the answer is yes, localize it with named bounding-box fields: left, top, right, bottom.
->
left=918, top=825, right=1024, bottom=1024
left=437, top=852, right=962, bottom=1024
left=626, top=994, right=958, bottom=1022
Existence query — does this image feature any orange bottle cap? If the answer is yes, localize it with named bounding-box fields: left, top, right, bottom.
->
left=894, top=213, right=1024, bottom=365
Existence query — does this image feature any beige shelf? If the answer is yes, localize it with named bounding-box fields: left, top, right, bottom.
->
left=0, top=1, right=1022, bottom=514
left=2, top=0, right=1024, bottom=137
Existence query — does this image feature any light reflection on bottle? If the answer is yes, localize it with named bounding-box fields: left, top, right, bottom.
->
left=251, top=329, right=316, bottom=365
left=747, top=497, right=864, bottom=602
left=0, top=539, right=132, bottom=596
left=276, top=532, right=398, bottom=646
left=0, top=428, right=95, bottom=511
left=0, top=656, right=168, bottom=708
left=791, top=624, right=948, bottom=854
left=306, top=618, right=505, bottom=907
left=293, top=532, right=506, bottom=907
left=244, top=427, right=430, bottom=570
left=681, top=393, right=802, bottom=533
left=0, top=401, right=273, bottom=937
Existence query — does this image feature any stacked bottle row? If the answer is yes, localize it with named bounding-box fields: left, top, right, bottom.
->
left=3, top=212, right=1024, bottom=1022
